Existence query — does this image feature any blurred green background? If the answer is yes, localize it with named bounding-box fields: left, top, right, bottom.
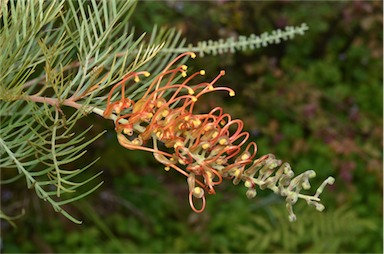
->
left=2, top=1, right=383, bottom=253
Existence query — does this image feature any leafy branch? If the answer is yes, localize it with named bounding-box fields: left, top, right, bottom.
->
left=1, top=0, right=323, bottom=224
left=162, top=23, right=309, bottom=56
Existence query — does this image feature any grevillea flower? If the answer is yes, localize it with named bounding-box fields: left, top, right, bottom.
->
left=103, top=52, right=334, bottom=221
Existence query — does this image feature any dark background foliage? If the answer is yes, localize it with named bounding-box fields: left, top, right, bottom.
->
left=2, top=1, right=383, bottom=253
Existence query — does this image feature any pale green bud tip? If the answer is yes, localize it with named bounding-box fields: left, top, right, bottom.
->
left=269, top=161, right=278, bottom=169
left=246, top=189, right=257, bottom=199
left=307, top=170, right=316, bottom=178
left=315, top=203, right=325, bottom=212
left=286, top=193, right=298, bottom=204
left=289, top=214, right=297, bottom=222
left=233, top=177, right=241, bottom=185
left=283, top=163, right=291, bottom=172
left=302, top=181, right=311, bottom=190
left=327, top=176, right=335, bottom=185
left=244, top=179, right=253, bottom=188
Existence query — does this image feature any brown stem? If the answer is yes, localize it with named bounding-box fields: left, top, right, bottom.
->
left=26, top=95, right=83, bottom=110
left=23, top=95, right=125, bottom=124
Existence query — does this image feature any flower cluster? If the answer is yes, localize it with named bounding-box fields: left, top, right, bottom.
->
left=103, top=52, right=334, bottom=221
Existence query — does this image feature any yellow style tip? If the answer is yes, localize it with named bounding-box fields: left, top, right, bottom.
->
left=188, top=88, right=194, bottom=95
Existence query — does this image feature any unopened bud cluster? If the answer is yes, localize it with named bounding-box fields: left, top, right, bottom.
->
left=103, top=52, right=334, bottom=221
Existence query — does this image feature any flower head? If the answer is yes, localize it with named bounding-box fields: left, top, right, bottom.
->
left=104, top=52, right=334, bottom=221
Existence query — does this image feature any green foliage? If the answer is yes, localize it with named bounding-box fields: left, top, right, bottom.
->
left=1, top=0, right=146, bottom=224
left=0, top=0, right=186, bottom=223
left=0, top=101, right=105, bottom=223
left=238, top=205, right=378, bottom=253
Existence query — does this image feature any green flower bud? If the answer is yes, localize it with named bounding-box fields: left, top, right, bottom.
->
left=246, top=188, right=257, bottom=199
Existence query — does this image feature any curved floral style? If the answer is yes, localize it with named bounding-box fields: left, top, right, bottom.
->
left=103, top=52, right=334, bottom=221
